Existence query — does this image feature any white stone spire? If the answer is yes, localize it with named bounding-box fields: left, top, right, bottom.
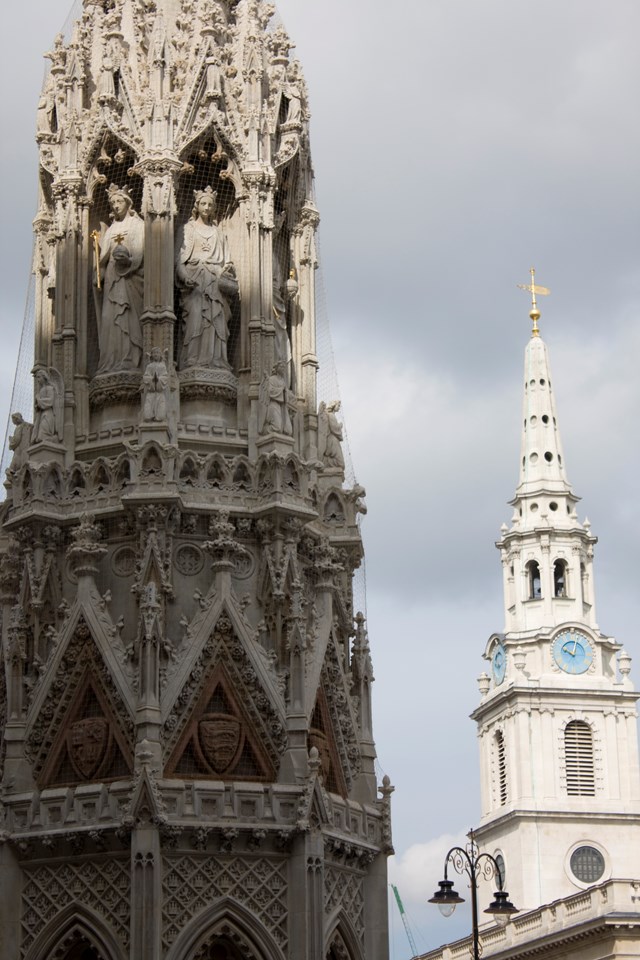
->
left=473, top=279, right=640, bottom=916
left=497, top=285, right=598, bottom=636
left=515, top=333, right=573, bottom=510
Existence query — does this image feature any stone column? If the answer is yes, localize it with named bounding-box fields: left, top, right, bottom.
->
left=292, top=200, right=319, bottom=457
left=131, top=823, right=162, bottom=959
left=139, top=162, right=180, bottom=360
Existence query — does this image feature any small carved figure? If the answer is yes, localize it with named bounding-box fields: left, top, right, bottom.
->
left=318, top=400, right=345, bottom=469
left=141, top=347, right=169, bottom=422
left=176, top=186, right=236, bottom=369
left=36, top=83, right=56, bottom=138
left=94, top=184, right=144, bottom=374
left=258, top=361, right=293, bottom=436
left=272, top=210, right=293, bottom=384
left=283, top=61, right=302, bottom=125
left=6, top=413, right=32, bottom=478
left=45, top=33, right=67, bottom=72
left=97, top=51, right=116, bottom=101
left=205, top=51, right=223, bottom=98
left=32, top=369, right=64, bottom=444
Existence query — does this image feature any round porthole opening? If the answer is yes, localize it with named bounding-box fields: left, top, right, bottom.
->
left=570, top=845, right=605, bottom=884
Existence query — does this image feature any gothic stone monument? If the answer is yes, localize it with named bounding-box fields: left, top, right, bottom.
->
left=0, top=2, right=392, bottom=958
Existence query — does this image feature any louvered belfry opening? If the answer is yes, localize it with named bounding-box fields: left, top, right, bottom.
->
left=565, top=720, right=595, bottom=796
left=495, top=731, right=507, bottom=806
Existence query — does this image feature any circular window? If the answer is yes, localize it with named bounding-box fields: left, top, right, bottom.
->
left=570, top=845, right=605, bottom=884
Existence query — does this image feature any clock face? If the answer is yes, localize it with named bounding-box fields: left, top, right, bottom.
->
left=552, top=630, right=594, bottom=674
left=492, top=642, right=507, bottom=684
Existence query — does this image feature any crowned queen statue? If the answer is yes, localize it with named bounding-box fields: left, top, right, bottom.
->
left=93, top=183, right=145, bottom=375
left=176, top=186, right=238, bottom=371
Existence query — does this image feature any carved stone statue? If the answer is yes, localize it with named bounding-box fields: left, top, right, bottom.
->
left=176, top=186, right=236, bottom=369
left=318, top=400, right=345, bottom=469
left=6, top=413, right=32, bottom=478
left=272, top=210, right=292, bottom=383
left=141, top=347, right=169, bottom=422
left=36, top=83, right=56, bottom=140
left=97, top=51, right=116, bottom=101
left=258, top=361, right=293, bottom=436
left=283, top=61, right=302, bottom=125
left=32, top=369, right=64, bottom=443
left=205, top=51, right=222, bottom=99
left=94, top=184, right=144, bottom=374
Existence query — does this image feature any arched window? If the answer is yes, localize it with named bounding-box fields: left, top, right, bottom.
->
left=494, top=731, right=507, bottom=806
left=553, top=559, right=568, bottom=597
left=526, top=560, right=542, bottom=599
left=564, top=720, right=595, bottom=796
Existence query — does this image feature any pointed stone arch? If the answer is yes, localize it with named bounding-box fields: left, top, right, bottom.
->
left=68, top=463, right=87, bottom=497
left=164, top=897, right=285, bottom=960
left=325, top=918, right=363, bottom=960
left=84, top=129, right=141, bottom=204
left=43, top=464, right=63, bottom=499
left=179, top=454, right=201, bottom=486
left=113, top=455, right=131, bottom=488
left=140, top=442, right=164, bottom=476
left=90, top=459, right=111, bottom=494
left=283, top=457, right=300, bottom=492
left=23, top=902, right=126, bottom=960
left=205, top=454, right=230, bottom=488
left=232, top=457, right=253, bottom=491
left=22, top=465, right=34, bottom=500
left=323, top=491, right=345, bottom=525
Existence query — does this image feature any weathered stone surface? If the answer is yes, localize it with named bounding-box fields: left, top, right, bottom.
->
left=0, top=2, right=390, bottom=958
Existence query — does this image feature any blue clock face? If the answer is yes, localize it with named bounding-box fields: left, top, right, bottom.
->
left=492, top=642, right=507, bottom=684
left=552, top=630, right=594, bottom=674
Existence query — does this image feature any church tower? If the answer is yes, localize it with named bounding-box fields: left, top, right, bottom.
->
left=472, top=283, right=640, bottom=912
left=0, top=2, right=392, bottom=958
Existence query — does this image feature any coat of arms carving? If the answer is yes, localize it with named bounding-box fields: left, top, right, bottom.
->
left=67, top=717, right=110, bottom=780
left=197, top=714, right=244, bottom=775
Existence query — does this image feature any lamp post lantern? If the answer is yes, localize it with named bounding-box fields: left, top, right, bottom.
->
left=428, top=830, right=518, bottom=959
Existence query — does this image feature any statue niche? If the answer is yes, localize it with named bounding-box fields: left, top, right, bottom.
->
left=92, top=183, right=144, bottom=375
left=176, top=185, right=237, bottom=371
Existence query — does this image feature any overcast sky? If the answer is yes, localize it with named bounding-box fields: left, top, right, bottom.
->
left=2, top=1, right=640, bottom=956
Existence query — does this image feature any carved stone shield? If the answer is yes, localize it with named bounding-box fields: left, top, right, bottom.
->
left=197, top=714, right=244, bottom=775
left=67, top=717, right=110, bottom=780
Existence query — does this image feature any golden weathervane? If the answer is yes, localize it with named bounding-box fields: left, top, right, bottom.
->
left=517, top=267, right=550, bottom=336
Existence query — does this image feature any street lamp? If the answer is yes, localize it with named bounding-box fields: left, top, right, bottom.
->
left=429, top=830, right=518, bottom=959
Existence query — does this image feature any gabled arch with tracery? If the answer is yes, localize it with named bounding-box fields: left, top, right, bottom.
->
left=23, top=903, right=126, bottom=960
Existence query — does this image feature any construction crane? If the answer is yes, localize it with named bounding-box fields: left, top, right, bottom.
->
left=391, top=883, right=419, bottom=958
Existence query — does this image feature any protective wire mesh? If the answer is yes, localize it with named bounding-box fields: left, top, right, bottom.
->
left=1, top=269, right=35, bottom=479
left=2, top=0, right=367, bottom=622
